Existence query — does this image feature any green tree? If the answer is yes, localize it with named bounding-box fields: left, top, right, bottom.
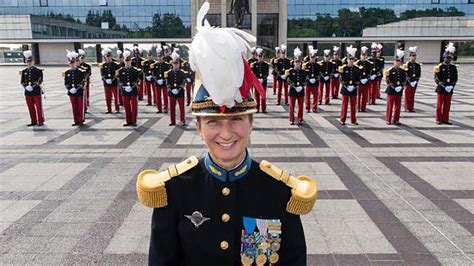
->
left=400, top=7, right=465, bottom=20
left=336, top=9, right=362, bottom=37
left=149, top=13, right=190, bottom=38
left=359, top=7, right=399, bottom=29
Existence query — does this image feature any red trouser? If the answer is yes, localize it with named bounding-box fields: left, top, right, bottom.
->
left=305, top=84, right=318, bottom=112
left=404, top=84, right=417, bottom=111
left=369, top=78, right=381, bottom=103
left=340, top=95, right=357, bottom=123
left=331, top=78, right=340, bottom=98
left=69, top=96, right=84, bottom=124
left=318, top=81, right=331, bottom=104
left=122, top=95, right=138, bottom=124
left=25, top=95, right=44, bottom=124
left=169, top=96, right=185, bottom=124
left=277, top=79, right=288, bottom=105
left=154, top=85, right=165, bottom=112
left=118, top=87, right=123, bottom=105
left=85, top=80, right=90, bottom=107
left=272, top=73, right=277, bottom=95
left=436, top=94, right=452, bottom=123
left=357, top=83, right=370, bottom=112
left=386, top=95, right=402, bottom=123
left=138, top=80, right=144, bottom=100
left=186, top=83, right=193, bottom=105
left=104, top=86, right=120, bottom=112
left=144, top=81, right=154, bottom=105
left=255, top=85, right=266, bottom=112
left=289, top=96, right=304, bottom=123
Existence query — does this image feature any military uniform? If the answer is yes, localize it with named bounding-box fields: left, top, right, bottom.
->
left=384, top=66, right=406, bottom=124
left=318, top=59, right=335, bottom=105
left=286, top=66, right=307, bottom=125
left=339, top=64, right=361, bottom=125
left=403, top=61, right=421, bottom=112
left=132, top=54, right=145, bottom=100
left=20, top=65, right=44, bottom=126
left=142, top=58, right=156, bottom=106
left=434, top=62, right=458, bottom=124
left=165, top=68, right=187, bottom=126
left=247, top=57, right=258, bottom=67
left=182, top=61, right=195, bottom=106
left=250, top=60, right=269, bottom=113
left=330, top=57, right=343, bottom=99
left=303, top=60, right=320, bottom=112
left=79, top=61, right=92, bottom=109
left=117, top=66, right=141, bottom=126
left=270, top=51, right=280, bottom=95
left=368, top=56, right=384, bottom=103
left=64, top=67, right=86, bottom=126
left=99, top=60, right=121, bottom=113
left=151, top=60, right=171, bottom=113
left=355, top=59, right=373, bottom=112
left=275, top=57, right=292, bottom=105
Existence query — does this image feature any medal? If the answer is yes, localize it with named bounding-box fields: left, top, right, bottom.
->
left=269, top=252, right=279, bottom=263
left=241, top=254, right=254, bottom=266
left=255, top=254, right=267, bottom=265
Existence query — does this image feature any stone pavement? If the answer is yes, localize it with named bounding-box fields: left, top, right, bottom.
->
left=0, top=64, right=472, bottom=265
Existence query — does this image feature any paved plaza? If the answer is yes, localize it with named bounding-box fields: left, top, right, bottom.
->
left=0, top=64, right=473, bottom=265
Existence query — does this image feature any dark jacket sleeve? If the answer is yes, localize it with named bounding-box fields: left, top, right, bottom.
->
left=278, top=213, right=307, bottom=266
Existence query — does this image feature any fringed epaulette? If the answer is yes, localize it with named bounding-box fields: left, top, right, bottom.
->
left=402, top=63, right=408, bottom=71
left=384, top=69, right=390, bottom=77
left=434, top=64, right=441, bottom=73
left=338, top=65, right=344, bottom=73
left=260, top=160, right=317, bottom=215
left=136, top=156, right=199, bottom=208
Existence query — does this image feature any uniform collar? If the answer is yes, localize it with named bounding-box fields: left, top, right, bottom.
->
left=204, top=150, right=252, bottom=182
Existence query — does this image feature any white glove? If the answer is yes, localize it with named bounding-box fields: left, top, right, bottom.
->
left=309, top=78, right=316, bottom=84
left=394, top=86, right=402, bottom=93
left=370, top=74, right=377, bottom=80
left=25, top=85, right=33, bottom=92
left=444, top=85, right=453, bottom=93
left=69, top=87, right=77, bottom=94
left=105, top=79, right=112, bottom=84
left=186, top=78, right=191, bottom=83
left=323, top=76, right=329, bottom=81
left=156, top=79, right=164, bottom=85
left=280, top=75, right=286, bottom=80
left=171, top=89, right=179, bottom=95
left=360, top=78, right=368, bottom=85
left=333, top=73, right=339, bottom=78
left=124, top=86, right=132, bottom=93
left=347, top=85, right=355, bottom=92
left=295, top=86, right=303, bottom=93
left=146, top=75, right=152, bottom=81
left=258, top=78, right=263, bottom=83
left=410, top=81, right=417, bottom=87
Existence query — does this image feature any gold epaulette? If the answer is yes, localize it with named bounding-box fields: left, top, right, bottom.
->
left=384, top=69, right=390, bottom=77
left=250, top=62, right=255, bottom=68
left=284, top=69, right=290, bottom=76
left=302, top=62, right=307, bottom=69
left=99, top=62, right=104, bottom=69
left=434, top=65, right=440, bottom=73
left=62, top=70, right=66, bottom=77
left=136, top=156, right=199, bottom=208
left=18, top=70, right=22, bottom=76
left=402, top=63, right=408, bottom=71
left=141, top=60, right=145, bottom=67
left=260, top=160, right=317, bottom=215
left=115, top=68, right=121, bottom=77
left=164, top=69, right=171, bottom=78
left=338, top=65, right=344, bottom=73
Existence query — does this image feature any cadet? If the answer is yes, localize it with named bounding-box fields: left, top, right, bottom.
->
left=286, top=47, right=308, bottom=125
left=132, top=46, right=145, bottom=101
left=142, top=48, right=156, bottom=106
left=369, top=43, right=385, bottom=104
left=137, top=4, right=317, bottom=265
left=275, top=44, right=292, bottom=105
left=355, top=46, right=373, bottom=112
left=116, top=50, right=125, bottom=106
left=339, top=46, right=361, bottom=125
left=117, top=50, right=141, bottom=127
left=250, top=48, right=270, bottom=113
left=319, top=49, right=335, bottom=105
left=331, top=46, right=343, bottom=99
left=270, top=47, right=281, bottom=95
left=151, top=46, right=171, bottom=113
left=64, top=50, right=86, bottom=126
left=247, top=47, right=258, bottom=66
left=403, top=46, right=421, bottom=112
left=78, top=49, right=91, bottom=112
left=20, top=50, right=44, bottom=126
left=165, top=51, right=187, bottom=126
left=162, top=45, right=172, bottom=63
left=303, top=47, right=320, bottom=113
left=182, top=57, right=195, bottom=106
left=434, top=43, right=458, bottom=125
left=384, top=49, right=407, bottom=125
left=99, top=48, right=121, bottom=114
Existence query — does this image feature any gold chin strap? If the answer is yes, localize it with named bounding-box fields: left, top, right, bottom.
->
left=259, top=160, right=317, bottom=215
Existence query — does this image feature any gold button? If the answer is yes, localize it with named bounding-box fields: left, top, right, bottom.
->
left=221, top=213, right=230, bottom=223
left=222, top=187, right=230, bottom=196
left=220, top=241, right=229, bottom=250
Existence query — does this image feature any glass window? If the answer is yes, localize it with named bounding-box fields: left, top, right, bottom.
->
left=99, top=0, right=107, bottom=6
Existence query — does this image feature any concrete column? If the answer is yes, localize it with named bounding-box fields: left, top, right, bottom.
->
left=32, top=43, right=40, bottom=65
left=221, top=0, right=227, bottom=27
left=278, top=0, right=287, bottom=46
left=95, top=44, right=102, bottom=63
left=73, top=42, right=81, bottom=52
left=251, top=0, right=257, bottom=37
left=117, top=42, right=124, bottom=52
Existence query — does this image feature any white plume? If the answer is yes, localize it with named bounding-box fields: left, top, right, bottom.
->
left=275, top=47, right=281, bottom=53
left=396, top=49, right=405, bottom=59
left=361, top=46, right=369, bottom=54
left=156, top=45, right=162, bottom=55
left=123, top=50, right=131, bottom=58
left=371, top=42, right=377, bottom=49
left=333, top=46, right=340, bottom=53
left=23, top=50, right=32, bottom=58
left=346, top=45, right=357, bottom=58
left=445, top=42, right=456, bottom=53
left=66, top=49, right=78, bottom=61
left=309, top=48, right=318, bottom=57
left=117, top=49, right=122, bottom=56
left=250, top=47, right=256, bottom=54
left=78, top=49, right=85, bottom=56
left=256, top=47, right=263, bottom=55
left=408, top=46, right=417, bottom=53
left=280, top=44, right=287, bottom=53
left=171, top=51, right=180, bottom=61
left=308, top=45, right=313, bottom=52
left=189, top=1, right=256, bottom=108
left=293, top=47, right=302, bottom=59
left=323, top=49, right=331, bottom=56
left=377, top=43, right=383, bottom=50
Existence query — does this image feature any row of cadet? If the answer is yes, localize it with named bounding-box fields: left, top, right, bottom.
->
left=20, top=42, right=458, bottom=127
